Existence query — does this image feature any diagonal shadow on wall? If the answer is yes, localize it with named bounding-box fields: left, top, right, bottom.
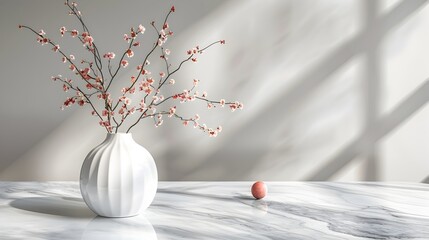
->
left=308, top=79, right=429, bottom=180
left=178, top=0, right=428, bottom=180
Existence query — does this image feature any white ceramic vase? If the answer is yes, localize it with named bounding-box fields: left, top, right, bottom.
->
left=80, top=133, right=158, bottom=217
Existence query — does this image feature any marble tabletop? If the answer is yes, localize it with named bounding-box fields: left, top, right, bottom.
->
left=0, top=182, right=429, bottom=240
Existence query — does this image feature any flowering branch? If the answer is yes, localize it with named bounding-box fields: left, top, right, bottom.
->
left=125, top=41, right=220, bottom=133
left=20, top=2, right=242, bottom=137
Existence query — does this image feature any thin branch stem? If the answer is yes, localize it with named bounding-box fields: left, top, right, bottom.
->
left=105, top=38, right=135, bottom=91
left=77, top=87, right=109, bottom=132
left=20, top=26, right=102, bottom=91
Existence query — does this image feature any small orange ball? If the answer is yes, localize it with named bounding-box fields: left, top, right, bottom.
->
left=251, top=181, right=267, bottom=199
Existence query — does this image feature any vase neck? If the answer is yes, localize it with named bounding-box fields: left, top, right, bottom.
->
left=105, top=133, right=134, bottom=142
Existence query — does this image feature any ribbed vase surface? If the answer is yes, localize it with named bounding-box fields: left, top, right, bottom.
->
left=80, top=133, right=158, bottom=217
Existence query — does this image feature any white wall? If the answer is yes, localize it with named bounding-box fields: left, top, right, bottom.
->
left=1, top=0, right=429, bottom=182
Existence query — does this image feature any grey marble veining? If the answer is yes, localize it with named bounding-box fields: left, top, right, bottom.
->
left=0, top=182, right=428, bottom=239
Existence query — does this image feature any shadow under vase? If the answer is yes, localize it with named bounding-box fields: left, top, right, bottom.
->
left=9, top=196, right=96, bottom=219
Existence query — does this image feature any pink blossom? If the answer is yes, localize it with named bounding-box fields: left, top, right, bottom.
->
left=62, top=57, right=67, bottom=63
left=220, top=40, right=226, bottom=44
left=187, top=50, right=192, bottom=55
left=78, top=100, right=85, bottom=106
left=139, top=100, right=146, bottom=109
left=86, top=83, right=93, bottom=90
left=103, top=52, right=115, bottom=60
left=191, top=58, right=197, bottom=62
left=69, top=64, right=75, bottom=71
left=165, top=49, right=171, bottom=55
left=131, top=76, right=136, bottom=83
left=60, top=26, right=67, bottom=36
left=153, top=96, right=159, bottom=103
left=168, top=106, right=176, bottom=117
left=183, top=120, right=189, bottom=126
left=160, top=72, right=165, bottom=77
left=99, top=120, right=111, bottom=128
left=202, top=92, right=207, bottom=98
left=151, top=107, right=157, bottom=114
left=129, top=107, right=136, bottom=115
left=70, top=29, right=78, bottom=37
left=145, top=60, right=150, bottom=65
left=220, top=99, right=225, bottom=107
left=193, top=79, right=199, bottom=86
left=100, top=93, right=110, bottom=100
left=168, top=79, right=175, bottom=85
left=155, top=120, right=163, bottom=127
left=118, top=107, right=126, bottom=115
left=238, top=102, right=244, bottom=109
left=37, top=37, right=49, bottom=45
left=124, top=34, right=131, bottom=42
left=70, top=55, right=75, bottom=60
left=229, top=104, right=237, bottom=112
left=133, top=42, right=140, bottom=47
left=208, top=129, right=218, bottom=137
left=194, top=114, right=200, bottom=121
left=121, top=60, right=129, bottom=68
left=83, top=35, right=93, bottom=46
left=138, top=24, right=145, bottom=34
left=63, top=84, right=69, bottom=92
left=138, top=81, right=147, bottom=91
left=171, top=6, right=175, bottom=12
left=63, top=97, right=75, bottom=107
left=146, top=78, right=154, bottom=84
left=80, top=68, right=91, bottom=80
left=119, top=96, right=131, bottom=105
left=121, top=87, right=127, bottom=94
left=163, top=23, right=169, bottom=30
left=102, top=109, right=109, bottom=116
left=207, top=103, right=213, bottom=109
left=39, top=29, right=46, bottom=35
left=126, top=49, right=134, bottom=58
left=52, top=45, right=60, bottom=52
left=216, top=126, right=222, bottom=132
